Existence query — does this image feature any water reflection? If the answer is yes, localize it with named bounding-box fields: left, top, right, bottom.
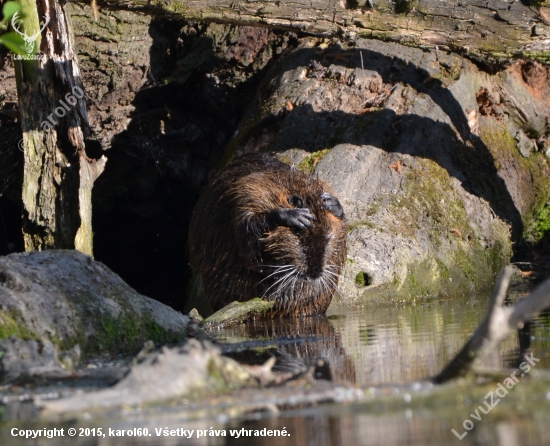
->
left=218, top=316, right=356, bottom=384
left=225, top=410, right=550, bottom=446
left=215, top=293, right=550, bottom=386
left=5, top=405, right=549, bottom=446
left=2, top=293, right=550, bottom=446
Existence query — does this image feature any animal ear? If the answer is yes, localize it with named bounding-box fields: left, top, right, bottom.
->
left=288, top=194, right=304, bottom=208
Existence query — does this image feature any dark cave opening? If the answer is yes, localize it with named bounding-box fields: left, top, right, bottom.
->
left=89, top=19, right=291, bottom=313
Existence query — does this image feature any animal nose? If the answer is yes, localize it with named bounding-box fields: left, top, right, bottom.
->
left=307, top=269, right=322, bottom=280
left=299, top=273, right=316, bottom=281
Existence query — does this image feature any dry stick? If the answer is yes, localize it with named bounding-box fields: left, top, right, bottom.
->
left=435, top=266, right=550, bottom=383
left=360, top=51, right=366, bottom=106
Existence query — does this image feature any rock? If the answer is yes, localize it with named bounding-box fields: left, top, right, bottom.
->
left=0, top=338, right=67, bottom=383
left=3, top=15, right=550, bottom=309
left=498, top=64, right=550, bottom=139
left=515, top=129, right=536, bottom=158
left=0, top=250, right=189, bottom=383
left=228, top=38, right=550, bottom=303
left=40, top=339, right=255, bottom=414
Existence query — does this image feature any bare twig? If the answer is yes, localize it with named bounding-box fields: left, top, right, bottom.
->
left=435, top=266, right=550, bottom=383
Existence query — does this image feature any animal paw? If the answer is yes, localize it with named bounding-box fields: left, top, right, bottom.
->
left=321, top=193, right=344, bottom=219
left=267, top=208, right=315, bottom=230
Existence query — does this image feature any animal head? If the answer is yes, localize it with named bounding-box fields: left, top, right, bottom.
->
left=12, top=11, right=48, bottom=54
left=264, top=182, right=345, bottom=276
left=234, top=169, right=347, bottom=312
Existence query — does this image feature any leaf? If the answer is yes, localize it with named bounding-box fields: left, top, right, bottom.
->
left=0, top=32, right=26, bottom=55
left=2, top=1, right=21, bottom=21
left=389, top=160, right=403, bottom=173
left=450, top=228, right=463, bottom=239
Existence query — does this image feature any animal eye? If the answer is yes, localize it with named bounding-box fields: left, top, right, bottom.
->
left=288, top=194, right=304, bottom=208
left=305, top=198, right=312, bottom=208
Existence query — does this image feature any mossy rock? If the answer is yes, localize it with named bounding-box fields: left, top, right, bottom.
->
left=0, top=250, right=189, bottom=371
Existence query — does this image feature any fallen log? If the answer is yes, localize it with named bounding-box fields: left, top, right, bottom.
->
left=72, top=0, right=550, bottom=65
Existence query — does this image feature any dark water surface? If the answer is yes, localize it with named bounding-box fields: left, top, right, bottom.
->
left=2, top=292, right=550, bottom=445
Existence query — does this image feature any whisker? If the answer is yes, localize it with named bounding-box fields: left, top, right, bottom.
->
left=291, top=275, right=298, bottom=306
left=263, top=269, right=296, bottom=297
left=323, top=270, right=340, bottom=277
left=276, top=270, right=297, bottom=297
left=260, top=264, right=295, bottom=268
left=258, top=266, right=295, bottom=284
left=324, top=275, right=343, bottom=299
left=324, top=268, right=355, bottom=287
left=318, top=277, right=327, bottom=296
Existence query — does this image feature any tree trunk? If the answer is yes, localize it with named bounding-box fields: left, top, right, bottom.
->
left=85, top=0, right=550, bottom=64
left=15, top=0, right=105, bottom=255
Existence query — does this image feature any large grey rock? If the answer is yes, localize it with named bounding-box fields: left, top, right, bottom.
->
left=0, top=250, right=189, bottom=383
left=228, top=38, right=550, bottom=303
left=0, top=338, right=67, bottom=383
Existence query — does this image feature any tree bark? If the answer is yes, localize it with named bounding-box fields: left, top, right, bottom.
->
left=15, top=0, right=105, bottom=255
left=81, top=0, right=550, bottom=64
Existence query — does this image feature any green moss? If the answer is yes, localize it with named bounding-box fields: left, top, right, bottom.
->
left=394, top=158, right=472, bottom=242
left=355, top=271, right=367, bottom=287
left=452, top=245, right=477, bottom=282
left=521, top=156, right=550, bottom=247
left=487, top=235, right=513, bottom=273
left=296, top=148, right=332, bottom=173
left=0, top=308, right=38, bottom=340
left=84, top=311, right=184, bottom=357
left=433, top=63, right=462, bottom=86
left=525, top=200, right=550, bottom=245
left=221, top=111, right=265, bottom=168
left=143, top=317, right=172, bottom=343
left=479, top=121, right=550, bottom=247
left=435, top=258, right=451, bottom=280
left=48, top=332, right=80, bottom=353
left=368, top=155, right=513, bottom=301
left=394, top=0, right=418, bottom=14
left=403, top=259, right=438, bottom=298
left=518, top=51, right=550, bottom=65
left=366, top=202, right=380, bottom=216
left=278, top=154, right=292, bottom=165
left=165, top=1, right=189, bottom=14
left=478, top=123, right=516, bottom=170
left=347, top=220, right=376, bottom=233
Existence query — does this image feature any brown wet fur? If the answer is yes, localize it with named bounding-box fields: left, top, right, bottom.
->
left=188, top=153, right=347, bottom=316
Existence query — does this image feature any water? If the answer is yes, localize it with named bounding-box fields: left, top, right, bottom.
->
left=2, top=291, right=550, bottom=445
left=215, top=293, right=550, bottom=385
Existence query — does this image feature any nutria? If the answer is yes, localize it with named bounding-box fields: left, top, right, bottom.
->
left=238, top=315, right=357, bottom=383
left=188, top=153, right=347, bottom=316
